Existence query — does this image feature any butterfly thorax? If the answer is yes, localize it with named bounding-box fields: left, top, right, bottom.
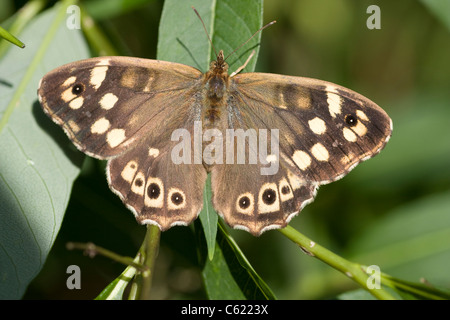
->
left=202, top=50, right=230, bottom=128
left=204, top=51, right=229, bottom=100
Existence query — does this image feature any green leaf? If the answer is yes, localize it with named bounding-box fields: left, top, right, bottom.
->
left=203, top=223, right=276, bottom=300
left=95, top=260, right=138, bottom=300
left=157, top=0, right=263, bottom=73
left=84, top=0, right=153, bottom=20
left=347, top=191, right=450, bottom=287
left=0, top=0, right=89, bottom=299
left=381, top=273, right=450, bottom=300
left=202, top=237, right=246, bottom=300
left=0, top=25, right=25, bottom=48
left=420, top=0, right=450, bottom=32
left=199, top=174, right=218, bottom=260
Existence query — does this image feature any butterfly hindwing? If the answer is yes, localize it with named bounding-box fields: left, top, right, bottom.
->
left=107, top=131, right=207, bottom=230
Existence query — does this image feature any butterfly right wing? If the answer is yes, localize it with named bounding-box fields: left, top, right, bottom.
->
left=38, top=56, right=208, bottom=230
left=210, top=72, right=392, bottom=236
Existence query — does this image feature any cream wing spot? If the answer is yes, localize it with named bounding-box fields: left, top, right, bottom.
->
left=278, top=92, right=288, bottom=109
left=326, top=87, right=342, bottom=118
left=67, top=120, right=80, bottom=133
left=131, top=172, right=145, bottom=196
left=308, top=117, right=326, bottom=135
left=99, top=93, right=119, bottom=110
left=258, top=183, right=280, bottom=214
left=236, top=192, right=254, bottom=215
left=279, top=178, right=294, bottom=202
left=96, top=58, right=111, bottom=66
left=107, top=129, right=126, bottom=148
left=120, top=69, right=136, bottom=88
left=121, top=160, right=138, bottom=183
left=287, top=171, right=303, bottom=190
left=69, top=96, right=84, bottom=109
left=90, top=66, right=108, bottom=89
left=145, top=177, right=164, bottom=208
left=352, top=121, right=368, bottom=137
left=61, top=87, right=76, bottom=102
left=292, top=150, right=311, bottom=170
left=343, top=127, right=357, bottom=142
left=148, top=148, right=160, bottom=158
left=143, top=75, right=154, bottom=92
left=311, top=143, right=329, bottom=161
left=62, top=76, right=76, bottom=88
left=356, top=110, right=369, bottom=122
left=91, top=117, right=110, bottom=134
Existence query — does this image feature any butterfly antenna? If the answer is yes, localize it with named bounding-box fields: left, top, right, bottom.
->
left=223, top=20, right=276, bottom=62
left=192, top=7, right=218, bottom=58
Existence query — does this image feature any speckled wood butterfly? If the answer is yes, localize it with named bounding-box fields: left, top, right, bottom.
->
left=38, top=25, right=392, bottom=236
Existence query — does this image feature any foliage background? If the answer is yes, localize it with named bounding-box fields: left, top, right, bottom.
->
left=1, top=0, right=449, bottom=299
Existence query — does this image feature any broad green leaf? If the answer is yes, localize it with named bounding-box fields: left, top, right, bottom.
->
left=157, top=0, right=263, bottom=73
left=0, top=0, right=89, bottom=299
left=347, top=191, right=450, bottom=286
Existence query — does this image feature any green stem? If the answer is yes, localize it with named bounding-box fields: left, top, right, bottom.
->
left=278, top=225, right=396, bottom=300
left=135, top=225, right=161, bottom=300
left=66, top=242, right=147, bottom=272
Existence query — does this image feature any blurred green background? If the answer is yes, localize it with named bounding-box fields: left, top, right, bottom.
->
left=1, top=0, right=449, bottom=299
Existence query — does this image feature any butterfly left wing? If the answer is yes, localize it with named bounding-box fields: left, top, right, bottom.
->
left=210, top=72, right=392, bottom=236
left=38, top=56, right=203, bottom=159
left=38, top=56, right=208, bottom=230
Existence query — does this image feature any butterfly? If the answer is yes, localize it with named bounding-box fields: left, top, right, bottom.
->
left=37, top=34, right=392, bottom=237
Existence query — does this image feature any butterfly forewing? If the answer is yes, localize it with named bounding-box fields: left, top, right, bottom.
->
left=38, top=57, right=202, bottom=159
left=232, top=72, right=392, bottom=183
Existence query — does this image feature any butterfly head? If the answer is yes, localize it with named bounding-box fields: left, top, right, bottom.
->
left=209, top=50, right=229, bottom=76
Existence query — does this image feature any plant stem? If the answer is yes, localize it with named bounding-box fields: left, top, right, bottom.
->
left=136, top=225, right=161, bottom=300
left=66, top=242, right=147, bottom=272
left=278, top=225, right=396, bottom=300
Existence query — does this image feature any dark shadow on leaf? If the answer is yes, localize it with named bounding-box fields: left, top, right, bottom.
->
left=32, top=99, right=84, bottom=169
left=176, top=37, right=204, bottom=71
left=0, top=78, right=13, bottom=88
